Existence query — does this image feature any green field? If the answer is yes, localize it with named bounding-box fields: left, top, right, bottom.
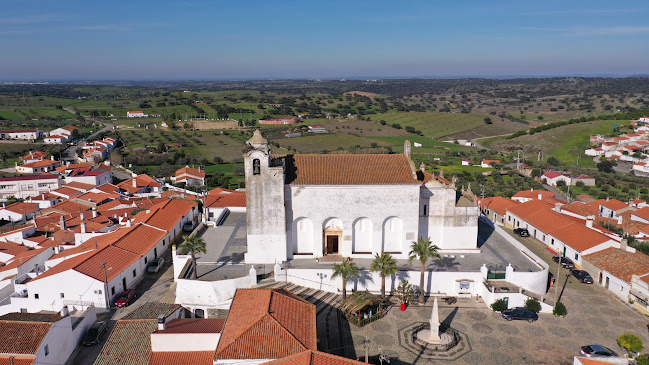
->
left=370, top=111, right=490, bottom=139
left=367, top=136, right=473, bottom=154
left=274, top=134, right=388, bottom=154
left=484, top=119, right=624, bottom=168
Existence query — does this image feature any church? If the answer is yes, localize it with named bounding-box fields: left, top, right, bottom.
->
left=243, top=130, right=480, bottom=264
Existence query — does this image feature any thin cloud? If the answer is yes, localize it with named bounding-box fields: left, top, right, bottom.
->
left=520, top=8, right=642, bottom=16
left=520, top=25, right=649, bottom=37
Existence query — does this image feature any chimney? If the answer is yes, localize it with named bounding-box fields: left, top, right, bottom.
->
left=126, top=219, right=132, bottom=227
left=621, top=238, right=628, bottom=251
left=59, top=215, right=66, bottom=230
left=132, top=178, right=137, bottom=188
left=537, top=193, right=542, bottom=201
left=60, top=305, right=69, bottom=317
left=51, top=155, right=54, bottom=161
left=617, top=215, right=623, bottom=225
left=404, top=140, right=411, bottom=159
left=80, top=218, right=86, bottom=234
left=157, top=314, right=166, bottom=331
left=586, top=215, right=594, bottom=228
left=92, top=208, right=97, bottom=218
left=419, top=162, right=425, bottom=172
left=606, top=196, right=610, bottom=201
left=554, top=203, right=562, bottom=212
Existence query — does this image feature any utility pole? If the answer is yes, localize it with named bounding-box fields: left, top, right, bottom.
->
left=102, top=261, right=110, bottom=309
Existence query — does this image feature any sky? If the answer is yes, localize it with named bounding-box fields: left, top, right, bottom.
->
left=1, top=0, right=649, bottom=80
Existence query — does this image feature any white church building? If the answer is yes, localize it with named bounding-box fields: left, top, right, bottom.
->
left=243, top=130, right=479, bottom=264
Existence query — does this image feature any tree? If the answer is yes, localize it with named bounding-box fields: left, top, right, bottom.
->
left=618, top=333, right=643, bottom=354
left=637, top=354, right=649, bottom=365
left=109, top=150, right=123, bottom=166
left=370, top=252, right=398, bottom=299
left=483, top=117, right=493, bottom=124
left=491, top=298, right=508, bottom=312
left=553, top=301, right=567, bottom=317
left=179, top=235, right=206, bottom=280
left=547, top=157, right=560, bottom=166
left=408, top=237, right=441, bottom=304
left=331, top=259, right=360, bottom=301
left=597, top=160, right=614, bottom=173
left=524, top=298, right=541, bottom=313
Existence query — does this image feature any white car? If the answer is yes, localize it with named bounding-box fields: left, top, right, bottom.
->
left=147, top=258, right=165, bottom=274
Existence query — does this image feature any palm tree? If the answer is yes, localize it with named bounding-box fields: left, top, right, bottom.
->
left=370, top=252, right=398, bottom=299
left=331, top=259, right=360, bottom=301
left=408, top=237, right=441, bottom=304
left=180, top=234, right=206, bottom=280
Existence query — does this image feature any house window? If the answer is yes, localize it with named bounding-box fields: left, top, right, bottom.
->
left=34, top=294, right=39, bottom=299
left=44, top=345, right=49, bottom=356
left=20, top=308, right=27, bottom=313
left=423, top=205, right=428, bottom=216
left=144, top=257, right=148, bottom=264
left=163, top=239, right=166, bottom=246
left=60, top=293, right=64, bottom=298
left=111, top=287, right=115, bottom=295
left=253, top=159, right=260, bottom=175
left=133, top=269, right=137, bottom=277
left=574, top=253, right=579, bottom=261
left=551, top=239, right=554, bottom=245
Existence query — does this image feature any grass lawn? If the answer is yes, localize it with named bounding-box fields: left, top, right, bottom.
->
left=369, top=111, right=489, bottom=139
left=367, top=136, right=473, bottom=154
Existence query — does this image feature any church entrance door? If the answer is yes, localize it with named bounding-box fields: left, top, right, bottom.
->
left=326, top=235, right=339, bottom=255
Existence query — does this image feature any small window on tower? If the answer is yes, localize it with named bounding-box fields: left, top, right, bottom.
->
left=253, top=159, right=260, bottom=175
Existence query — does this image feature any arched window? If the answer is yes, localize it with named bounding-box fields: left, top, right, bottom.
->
left=382, top=217, right=403, bottom=253
left=253, top=159, right=260, bottom=175
left=353, top=218, right=373, bottom=253
left=293, top=218, right=314, bottom=254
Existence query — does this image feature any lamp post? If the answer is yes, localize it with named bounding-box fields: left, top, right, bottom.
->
left=102, top=261, right=110, bottom=309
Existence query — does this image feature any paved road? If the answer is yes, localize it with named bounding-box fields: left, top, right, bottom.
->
left=470, top=132, right=516, bottom=150
left=61, top=122, right=113, bottom=162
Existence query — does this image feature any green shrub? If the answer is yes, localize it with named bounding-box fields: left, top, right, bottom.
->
left=490, top=298, right=508, bottom=312
left=524, top=298, right=541, bottom=313
left=553, top=301, right=567, bottom=317
left=618, top=333, right=643, bottom=353
left=637, top=354, right=649, bottom=365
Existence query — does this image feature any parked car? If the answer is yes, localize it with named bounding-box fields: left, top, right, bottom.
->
left=552, top=256, right=575, bottom=269
left=183, top=221, right=195, bottom=232
left=571, top=269, right=594, bottom=284
left=115, top=289, right=136, bottom=308
left=501, top=307, right=538, bottom=322
left=513, top=228, right=530, bottom=237
left=580, top=345, right=617, bottom=357
left=147, top=257, right=165, bottom=274
left=82, top=321, right=108, bottom=345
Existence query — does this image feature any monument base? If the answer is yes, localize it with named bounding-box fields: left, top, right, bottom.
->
left=415, top=330, right=454, bottom=346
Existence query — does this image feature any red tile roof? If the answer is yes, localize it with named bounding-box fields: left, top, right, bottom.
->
left=285, top=154, right=418, bottom=185
left=148, top=351, right=214, bottom=365
left=215, top=288, right=317, bottom=360
left=175, top=167, right=206, bottom=179
left=506, top=199, right=554, bottom=219
left=2, top=202, right=40, bottom=214
left=543, top=171, right=563, bottom=179
left=264, top=350, right=368, bottom=365
left=154, top=318, right=225, bottom=334
left=550, top=223, right=613, bottom=252
left=132, top=199, right=194, bottom=232
left=584, top=248, right=649, bottom=282
left=480, top=196, right=519, bottom=216
left=599, top=199, right=629, bottom=211
left=65, top=181, right=96, bottom=191
left=51, top=187, right=83, bottom=198
left=206, top=192, right=246, bottom=208
left=0, top=316, right=54, bottom=355
left=633, top=207, right=649, bottom=221
left=94, top=319, right=157, bottom=365
left=0, top=356, right=35, bottom=365
left=512, top=189, right=556, bottom=201
left=0, top=241, right=30, bottom=256
left=20, top=151, right=46, bottom=161
left=560, top=202, right=598, bottom=217
left=19, top=160, right=59, bottom=169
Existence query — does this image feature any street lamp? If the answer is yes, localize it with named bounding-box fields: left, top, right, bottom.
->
left=102, top=261, right=110, bottom=309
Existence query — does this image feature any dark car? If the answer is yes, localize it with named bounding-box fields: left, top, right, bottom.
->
left=580, top=344, right=617, bottom=357
left=513, top=228, right=530, bottom=237
left=501, top=307, right=539, bottom=322
left=571, top=269, right=594, bottom=284
left=552, top=256, right=575, bottom=269
left=115, top=289, right=136, bottom=308
left=82, top=321, right=108, bottom=345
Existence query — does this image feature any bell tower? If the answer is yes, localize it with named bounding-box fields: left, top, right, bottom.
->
left=243, top=130, right=287, bottom=264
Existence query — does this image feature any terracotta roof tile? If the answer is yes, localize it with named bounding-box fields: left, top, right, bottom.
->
left=65, top=181, right=96, bottom=191
left=0, top=356, right=35, bottom=365
left=206, top=192, right=246, bottom=208
left=148, top=351, right=214, bottom=365
left=600, top=199, right=629, bottom=211
left=94, top=319, right=157, bottom=365
left=215, top=289, right=317, bottom=360
left=21, top=151, right=46, bottom=161
left=512, top=189, right=556, bottom=200
left=122, top=302, right=181, bottom=320
left=480, top=196, right=519, bottom=216
left=0, top=241, right=31, bottom=256
left=560, top=202, right=598, bottom=217
left=285, top=154, right=418, bottom=185
left=506, top=199, right=554, bottom=219
left=174, top=167, right=206, bottom=179
left=584, top=248, right=649, bottom=282
left=550, top=223, right=613, bottom=252
left=2, top=202, right=40, bottom=214
left=264, top=350, right=368, bottom=365
left=0, top=316, right=54, bottom=355
left=132, top=199, right=194, bottom=232
left=633, top=207, right=649, bottom=221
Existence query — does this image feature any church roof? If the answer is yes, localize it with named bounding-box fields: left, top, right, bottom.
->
left=284, top=154, right=418, bottom=185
